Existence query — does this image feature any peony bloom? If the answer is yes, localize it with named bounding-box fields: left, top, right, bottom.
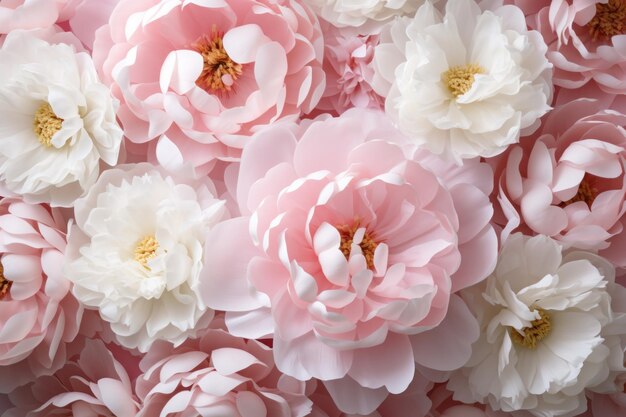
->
left=302, top=0, right=426, bottom=29
left=428, top=384, right=507, bottom=417
left=316, top=24, right=384, bottom=115
left=200, top=108, right=497, bottom=414
left=0, top=30, right=123, bottom=207
left=93, top=0, right=325, bottom=168
left=490, top=99, right=626, bottom=267
left=370, top=0, right=552, bottom=162
left=0, top=198, right=82, bottom=394
left=506, top=0, right=626, bottom=96
left=3, top=338, right=139, bottom=417
left=0, top=0, right=75, bottom=34
left=135, top=319, right=313, bottom=417
left=64, top=163, right=227, bottom=352
left=448, top=233, right=626, bottom=417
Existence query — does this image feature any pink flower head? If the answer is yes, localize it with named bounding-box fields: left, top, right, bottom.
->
left=93, top=0, right=325, bottom=169
left=0, top=198, right=82, bottom=393
left=4, top=338, right=139, bottom=417
left=508, top=0, right=626, bottom=95
left=428, top=384, right=507, bottom=417
left=200, top=108, right=497, bottom=414
left=316, top=23, right=383, bottom=114
left=491, top=98, right=626, bottom=265
left=135, top=319, right=313, bottom=417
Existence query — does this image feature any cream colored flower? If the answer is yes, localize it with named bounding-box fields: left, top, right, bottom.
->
left=371, top=0, right=552, bottom=162
left=65, top=164, right=227, bottom=352
left=0, top=30, right=122, bottom=206
left=448, top=234, right=626, bottom=417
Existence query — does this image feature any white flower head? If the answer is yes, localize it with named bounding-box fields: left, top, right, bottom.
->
left=65, top=164, right=228, bottom=352
left=448, top=233, right=626, bottom=417
left=0, top=30, right=123, bottom=206
left=371, top=0, right=553, bottom=162
left=302, top=0, right=430, bottom=29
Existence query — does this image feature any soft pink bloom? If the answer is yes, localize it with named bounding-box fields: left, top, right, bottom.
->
left=309, top=374, right=433, bottom=417
left=507, top=0, right=626, bottom=95
left=427, top=385, right=508, bottom=417
left=200, top=108, right=497, bottom=414
left=316, top=23, right=383, bottom=114
left=3, top=338, right=139, bottom=417
left=490, top=98, right=626, bottom=266
left=93, top=0, right=325, bottom=169
left=135, top=319, right=313, bottom=417
left=0, top=198, right=82, bottom=393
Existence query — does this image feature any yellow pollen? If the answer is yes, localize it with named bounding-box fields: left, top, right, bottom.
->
left=442, top=64, right=485, bottom=97
left=560, top=178, right=598, bottom=208
left=337, top=221, right=379, bottom=270
left=33, top=103, right=63, bottom=147
left=588, top=0, right=626, bottom=41
left=510, top=309, right=552, bottom=349
left=0, top=261, right=11, bottom=300
left=134, top=236, right=159, bottom=268
left=193, top=27, right=243, bottom=93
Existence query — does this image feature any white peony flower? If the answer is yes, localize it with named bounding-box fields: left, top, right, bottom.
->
left=0, top=30, right=122, bottom=206
left=65, top=164, right=227, bottom=352
left=448, top=233, right=626, bottom=417
left=302, top=0, right=428, bottom=29
left=371, top=0, right=552, bottom=162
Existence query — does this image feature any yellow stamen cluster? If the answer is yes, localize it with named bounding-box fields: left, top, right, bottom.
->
left=337, top=221, right=379, bottom=270
left=134, top=236, right=159, bottom=268
left=0, top=262, right=11, bottom=300
left=588, top=0, right=626, bottom=41
left=33, top=103, right=63, bottom=147
left=442, top=64, right=485, bottom=97
left=561, top=179, right=599, bottom=208
left=193, top=28, right=243, bottom=93
left=510, top=309, right=552, bottom=349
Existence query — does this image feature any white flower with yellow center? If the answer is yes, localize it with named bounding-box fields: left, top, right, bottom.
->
left=371, top=0, right=552, bottom=162
left=448, top=233, right=626, bottom=417
left=65, top=164, right=227, bottom=352
left=0, top=30, right=122, bottom=206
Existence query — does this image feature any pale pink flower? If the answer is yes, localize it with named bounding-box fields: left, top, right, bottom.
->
left=0, top=198, right=82, bottom=393
left=3, top=338, right=139, bottom=417
left=428, top=384, right=508, bottom=417
left=507, top=0, right=626, bottom=95
left=200, top=108, right=497, bottom=414
left=135, top=319, right=313, bottom=417
left=316, top=23, right=383, bottom=114
left=491, top=98, right=626, bottom=265
left=93, top=0, right=325, bottom=168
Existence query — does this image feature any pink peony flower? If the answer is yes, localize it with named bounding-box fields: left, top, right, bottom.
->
left=135, top=319, right=313, bottom=417
left=490, top=98, right=626, bottom=265
left=200, top=108, right=497, bottom=414
left=507, top=0, right=626, bottom=95
left=0, top=198, right=82, bottom=393
left=93, top=0, right=325, bottom=169
left=3, top=338, right=139, bottom=417
left=428, top=384, right=508, bottom=417
left=316, top=23, right=383, bottom=115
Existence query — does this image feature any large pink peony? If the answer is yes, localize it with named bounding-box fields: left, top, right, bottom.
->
left=508, top=0, right=626, bottom=96
left=3, top=338, right=139, bottom=417
left=93, top=0, right=325, bottom=169
left=200, top=108, right=497, bottom=414
left=490, top=98, right=626, bottom=267
left=0, top=198, right=82, bottom=393
left=135, top=319, right=313, bottom=417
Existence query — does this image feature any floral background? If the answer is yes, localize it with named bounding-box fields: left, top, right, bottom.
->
left=0, top=0, right=626, bottom=416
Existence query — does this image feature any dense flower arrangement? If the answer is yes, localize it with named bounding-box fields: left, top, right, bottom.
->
left=1, top=0, right=626, bottom=416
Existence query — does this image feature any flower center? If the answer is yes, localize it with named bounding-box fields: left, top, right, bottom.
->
left=193, top=28, right=242, bottom=93
left=33, top=103, right=63, bottom=147
left=588, top=0, right=626, bottom=40
left=561, top=178, right=598, bottom=207
left=0, top=261, right=11, bottom=300
left=134, top=236, right=159, bottom=268
left=337, top=221, right=379, bottom=270
left=442, top=64, right=485, bottom=97
left=510, top=309, right=551, bottom=349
